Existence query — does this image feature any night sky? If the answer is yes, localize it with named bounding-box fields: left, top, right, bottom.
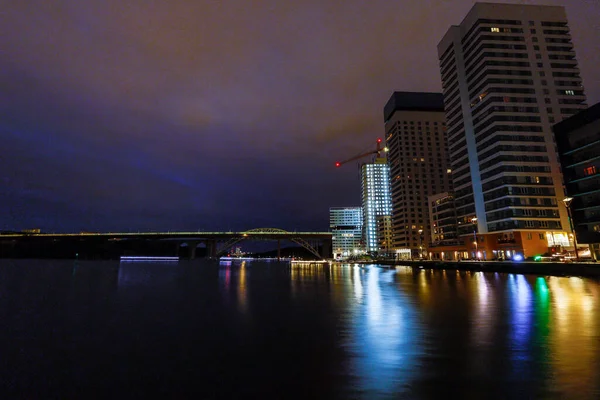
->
left=1, top=0, right=599, bottom=233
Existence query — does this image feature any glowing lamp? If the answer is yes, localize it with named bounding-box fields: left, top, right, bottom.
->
left=335, top=162, right=341, bottom=167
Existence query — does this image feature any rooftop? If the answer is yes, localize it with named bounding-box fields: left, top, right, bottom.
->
left=553, top=102, right=600, bottom=135
left=384, top=92, right=444, bottom=122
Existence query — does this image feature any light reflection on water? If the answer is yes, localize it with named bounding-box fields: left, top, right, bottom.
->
left=344, top=266, right=421, bottom=396
left=1, top=260, right=599, bottom=399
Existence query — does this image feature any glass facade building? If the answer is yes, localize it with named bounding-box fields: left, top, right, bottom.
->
left=361, top=158, right=392, bottom=253
left=330, top=207, right=363, bottom=258
left=554, top=102, right=600, bottom=260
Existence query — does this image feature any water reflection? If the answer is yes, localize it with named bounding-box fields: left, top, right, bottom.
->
left=472, top=272, right=494, bottom=347
left=547, top=276, right=600, bottom=397
left=238, top=261, right=248, bottom=313
left=342, top=265, right=421, bottom=397
left=353, top=264, right=363, bottom=301
left=219, top=260, right=249, bottom=314
left=1, top=260, right=599, bottom=399
left=507, top=274, right=534, bottom=381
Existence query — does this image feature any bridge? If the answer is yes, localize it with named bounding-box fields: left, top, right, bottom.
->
left=0, top=228, right=333, bottom=260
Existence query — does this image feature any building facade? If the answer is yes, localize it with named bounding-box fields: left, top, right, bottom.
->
left=428, top=192, right=466, bottom=260
left=554, top=102, right=600, bottom=260
left=437, top=3, right=587, bottom=260
left=361, top=158, right=392, bottom=253
left=330, top=207, right=363, bottom=258
left=384, top=92, right=452, bottom=258
left=376, top=215, right=393, bottom=254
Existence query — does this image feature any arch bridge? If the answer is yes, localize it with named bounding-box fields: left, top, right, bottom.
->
left=0, top=228, right=332, bottom=260
left=214, top=228, right=326, bottom=259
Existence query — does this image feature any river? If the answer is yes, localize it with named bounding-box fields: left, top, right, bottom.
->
left=1, top=260, right=599, bottom=399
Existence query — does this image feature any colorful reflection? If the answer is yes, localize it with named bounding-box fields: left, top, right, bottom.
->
left=237, top=261, right=247, bottom=313
left=285, top=262, right=600, bottom=397
left=472, top=272, right=495, bottom=348
left=390, top=266, right=599, bottom=397
left=218, top=260, right=249, bottom=314
left=345, top=265, right=421, bottom=396
left=507, top=274, right=534, bottom=380
left=546, top=276, right=600, bottom=396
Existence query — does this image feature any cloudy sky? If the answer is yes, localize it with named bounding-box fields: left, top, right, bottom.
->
left=1, top=0, right=599, bottom=232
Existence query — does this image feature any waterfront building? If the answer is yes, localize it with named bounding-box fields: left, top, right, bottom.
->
left=437, top=2, right=587, bottom=260
left=361, top=158, right=392, bottom=253
left=428, top=192, right=466, bottom=260
left=376, top=215, right=393, bottom=254
left=330, top=207, right=363, bottom=258
left=384, top=92, right=452, bottom=258
left=554, top=102, right=600, bottom=260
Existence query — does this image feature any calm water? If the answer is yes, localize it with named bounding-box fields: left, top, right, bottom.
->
left=1, top=260, right=599, bottom=399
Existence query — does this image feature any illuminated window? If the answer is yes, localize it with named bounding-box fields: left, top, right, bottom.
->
left=584, top=166, right=597, bottom=176
left=565, top=90, right=575, bottom=95
left=491, top=27, right=500, bottom=32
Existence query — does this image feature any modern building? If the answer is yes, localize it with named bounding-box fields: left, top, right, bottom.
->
left=437, top=2, right=587, bottom=260
left=384, top=92, right=452, bottom=258
left=428, top=192, right=466, bottom=260
left=361, top=158, right=392, bottom=253
left=330, top=207, right=363, bottom=258
left=376, top=215, right=393, bottom=254
left=554, top=102, right=600, bottom=260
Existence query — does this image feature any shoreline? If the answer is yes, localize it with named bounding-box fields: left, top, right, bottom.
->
left=355, top=259, right=600, bottom=278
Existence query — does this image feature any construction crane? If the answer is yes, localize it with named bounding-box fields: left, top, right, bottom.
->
left=335, top=138, right=388, bottom=168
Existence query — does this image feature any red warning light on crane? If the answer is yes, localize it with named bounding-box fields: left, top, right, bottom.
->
left=377, top=138, right=382, bottom=143
left=335, top=162, right=341, bottom=167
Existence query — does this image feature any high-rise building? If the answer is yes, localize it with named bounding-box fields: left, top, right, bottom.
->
left=384, top=92, right=451, bottom=257
left=429, top=192, right=463, bottom=247
left=554, top=102, right=600, bottom=260
left=376, top=215, right=393, bottom=254
left=330, top=207, right=363, bottom=258
left=361, top=158, right=392, bottom=253
left=437, top=3, right=587, bottom=260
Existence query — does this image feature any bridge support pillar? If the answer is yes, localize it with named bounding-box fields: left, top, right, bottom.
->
left=188, top=241, right=199, bottom=260
left=206, top=240, right=217, bottom=258
left=277, top=240, right=281, bottom=261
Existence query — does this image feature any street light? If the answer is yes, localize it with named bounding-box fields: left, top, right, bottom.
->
left=471, top=217, right=478, bottom=260
left=418, top=229, right=424, bottom=259
left=562, top=197, right=579, bottom=261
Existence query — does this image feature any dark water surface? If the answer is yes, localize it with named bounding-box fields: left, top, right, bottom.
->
left=1, top=260, right=599, bottom=399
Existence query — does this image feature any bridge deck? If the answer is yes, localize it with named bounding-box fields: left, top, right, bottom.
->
left=0, top=231, right=332, bottom=240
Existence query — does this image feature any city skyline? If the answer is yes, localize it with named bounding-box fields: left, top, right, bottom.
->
left=1, top=1, right=599, bottom=232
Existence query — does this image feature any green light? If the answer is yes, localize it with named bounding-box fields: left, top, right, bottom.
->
left=534, top=255, right=542, bottom=261
left=536, top=277, right=549, bottom=293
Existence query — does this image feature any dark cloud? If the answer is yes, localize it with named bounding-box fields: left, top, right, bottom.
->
left=1, top=0, right=598, bottom=232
